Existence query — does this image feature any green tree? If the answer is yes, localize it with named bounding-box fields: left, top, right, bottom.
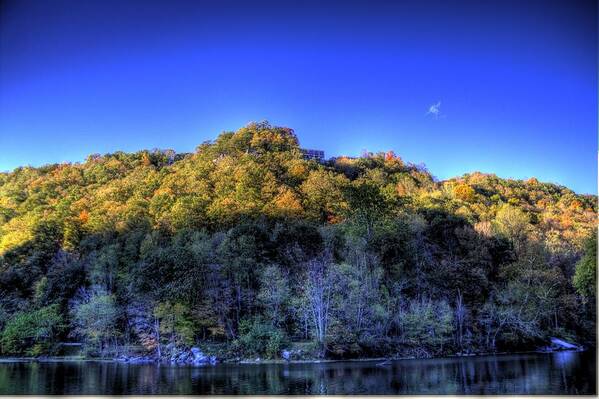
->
left=573, top=231, right=597, bottom=299
left=70, top=286, right=120, bottom=355
left=257, top=265, right=290, bottom=327
left=154, top=302, right=195, bottom=347
left=300, top=170, right=349, bottom=223
left=493, top=204, right=530, bottom=253
left=345, top=182, right=390, bottom=238
left=399, top=299, right=454, bottom=354
left=0, top=305, right=64, bottom=355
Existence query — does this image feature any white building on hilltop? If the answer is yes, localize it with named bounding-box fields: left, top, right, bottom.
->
left=300, top=148, right=325, bottom=162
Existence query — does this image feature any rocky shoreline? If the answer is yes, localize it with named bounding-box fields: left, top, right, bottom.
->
left=0, top=348, right=586, bottom=367
left=115, top=346, right=218, bottom=365
left=1, top=337, right=585, bottom=366
left=112, top=338, right=587, bottom=366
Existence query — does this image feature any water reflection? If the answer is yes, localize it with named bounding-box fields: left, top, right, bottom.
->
left=0, top=350, right=594, bottom=395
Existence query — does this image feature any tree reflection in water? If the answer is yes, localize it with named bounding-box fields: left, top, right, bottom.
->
left=0, top=350, right=595, bottom=395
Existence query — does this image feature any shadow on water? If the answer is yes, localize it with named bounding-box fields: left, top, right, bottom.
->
left=0, top=350, right=595, bottom=395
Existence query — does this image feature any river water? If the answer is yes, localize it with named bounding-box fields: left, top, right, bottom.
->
left=0, top=350, right=594, bottom=395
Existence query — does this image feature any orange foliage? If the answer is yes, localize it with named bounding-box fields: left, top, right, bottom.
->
left=78, top=210, right=90, bottom=224
left=570, top=200, right=583, bottom=211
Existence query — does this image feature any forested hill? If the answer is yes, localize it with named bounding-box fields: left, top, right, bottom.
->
left=0, top=122, right=596, bottom=360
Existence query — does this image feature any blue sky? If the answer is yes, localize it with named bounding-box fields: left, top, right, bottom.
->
left=0, top=0, right=596, bottom=193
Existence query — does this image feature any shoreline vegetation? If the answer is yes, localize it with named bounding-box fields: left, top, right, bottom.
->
left=0, top=122, right=596, bottom=365
left=0, top=346, right=587, bottom=366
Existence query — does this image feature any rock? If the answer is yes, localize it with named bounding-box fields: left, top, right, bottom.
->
left=280, top=349, right=303, bottom=361
left=190, top=347, right=208, bottom=364
left=551, top=337, right=579, bottom=349
left=281, top=350, right=291, bottom=361
left=190, top=347, right=201, bottom=355
left=126, top=356, right=154, bottom=364
left=538, top=337, right=582, bottom=352
left=152, top=345, right=217, bottom=366
left=550, top=337, right=580, bottom=351
left=192, top=348, right=206, bottom=359
left=182, top=352, right=191, bottom=360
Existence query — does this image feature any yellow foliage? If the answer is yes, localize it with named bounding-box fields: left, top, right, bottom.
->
left=270, top=188, right=303, bottom=217
left=286, top=160, right=309, bottom=180
left=453, top=184, right=476, bottom=202
left=0, top=217, right=36, bottom=254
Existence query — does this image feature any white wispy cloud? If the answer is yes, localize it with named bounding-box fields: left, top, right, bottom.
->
left=427, top=101, right=444, bottom=119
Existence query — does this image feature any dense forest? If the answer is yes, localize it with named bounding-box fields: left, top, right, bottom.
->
left=0, top=122, right=596, bottom=361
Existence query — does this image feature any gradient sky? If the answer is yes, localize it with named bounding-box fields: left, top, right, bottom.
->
left=0, top=0, right=597, bottom=193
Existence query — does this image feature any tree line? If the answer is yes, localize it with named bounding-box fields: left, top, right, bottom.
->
left=0, top=122, right=596, bottom=359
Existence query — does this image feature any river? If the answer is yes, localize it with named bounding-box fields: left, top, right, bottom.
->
left=0, top=350, right=594, bottom=395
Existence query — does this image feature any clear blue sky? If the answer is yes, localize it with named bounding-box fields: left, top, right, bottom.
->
left=0, top=0, right=596, bottom=193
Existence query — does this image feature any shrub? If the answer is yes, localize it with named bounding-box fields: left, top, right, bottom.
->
left=235, top=317, right=288, bottom=359
left=0, top=305, right=64, bottom=355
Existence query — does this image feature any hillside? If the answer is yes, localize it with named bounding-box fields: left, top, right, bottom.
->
left=0, top=122, right=596, bottom=360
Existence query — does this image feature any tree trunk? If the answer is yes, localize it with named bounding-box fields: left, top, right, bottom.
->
left=154, top=317, right=161, bottom=358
